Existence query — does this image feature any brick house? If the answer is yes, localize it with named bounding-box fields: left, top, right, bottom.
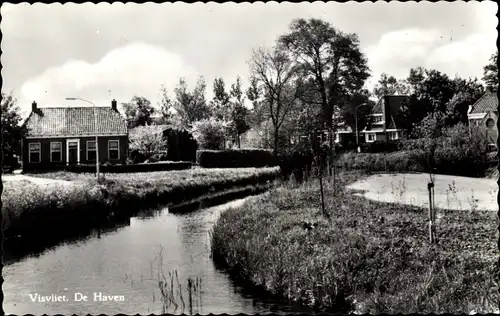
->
left=467, top=91, right=498, bottom=149
left=362, top=95, right=409, bottom=143
left=21, top=99, right=128, bottom=171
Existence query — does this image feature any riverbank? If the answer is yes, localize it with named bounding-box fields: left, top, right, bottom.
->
left=210, top=170, right=498, bottom=314
left=1, top=167, right=280, bottom=242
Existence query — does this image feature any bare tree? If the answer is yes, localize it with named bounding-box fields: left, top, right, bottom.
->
left=248, top=45, right=300, bottom=156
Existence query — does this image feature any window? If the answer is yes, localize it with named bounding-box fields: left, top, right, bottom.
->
left=108, top=140, right=119, bottom=160
left=373, top=116, right=383, bottom=123
left=367, top=134, right=375, bottom=142
left=29, top=143, right=41, bottom=163
left=50, top=142, right=62, bottom=162
left=486, top=118, right=495, bottom=128
left=87, top=141, right=97, bottom=161
left=388, top=131, right=399, bottom=140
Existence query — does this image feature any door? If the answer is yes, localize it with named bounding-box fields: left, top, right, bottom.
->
left=68, top=140, right=79, bottom=164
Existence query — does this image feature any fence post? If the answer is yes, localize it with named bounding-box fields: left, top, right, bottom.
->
left=428, top=181, right=435, bottom=243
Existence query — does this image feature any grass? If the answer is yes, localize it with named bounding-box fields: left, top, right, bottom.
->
left=210, top=170, right=499, bottom=314
left=2, top=167, right=281, bottom=241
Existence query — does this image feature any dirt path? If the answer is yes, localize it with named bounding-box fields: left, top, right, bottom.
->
left=2, top=174, right=72, bottom=187
left=346, top=173, right=498, bottom=211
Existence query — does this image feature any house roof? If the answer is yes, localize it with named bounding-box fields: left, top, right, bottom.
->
left=24, top=107, right=128, bottom=137
left=469, top=91, right=498, bottom=114
left=365, top=95, right=409, bottom=131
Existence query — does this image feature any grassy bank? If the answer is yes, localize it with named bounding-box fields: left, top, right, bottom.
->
left=211, top=171, right=498, bottom=313
left=2, top=167, right=280, bottom=241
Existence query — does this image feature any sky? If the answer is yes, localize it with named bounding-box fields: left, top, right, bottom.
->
left=1, top=1, right=498, bottom=118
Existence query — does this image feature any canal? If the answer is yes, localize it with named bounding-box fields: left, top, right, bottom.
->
left=3, top=195, right=313, bottom=315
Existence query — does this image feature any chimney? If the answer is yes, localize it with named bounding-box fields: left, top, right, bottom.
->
left=111, top=99, right=117, bottom=111
left=32, top=101, right=37, bottom=111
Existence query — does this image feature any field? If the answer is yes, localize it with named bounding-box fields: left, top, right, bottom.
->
left=2, top=167, right=281, bottom=240
left=211, top=170, right=499, bottom=314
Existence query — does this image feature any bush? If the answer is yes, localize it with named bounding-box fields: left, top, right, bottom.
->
left=129, top=125, right=169, bottom=162
left=192, top=118, right=228, bottom=150
left=196, top=149, right=277, bottom=168
left=360, top=140, right=399, bottom=153
left=163, top=126, right=198, bottom=162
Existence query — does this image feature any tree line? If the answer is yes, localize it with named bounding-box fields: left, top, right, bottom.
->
left=1, top=18, right=498, bottom=167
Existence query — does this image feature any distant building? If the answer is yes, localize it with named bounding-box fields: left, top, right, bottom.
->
left=467, top=91, right=498, bottom=149
left=362, top=95, right=409, bottom=143
left=21, top=99, right=128, bottom=171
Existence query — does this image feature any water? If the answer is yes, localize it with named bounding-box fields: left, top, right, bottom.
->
left=3, top=197, right=312, bottom=315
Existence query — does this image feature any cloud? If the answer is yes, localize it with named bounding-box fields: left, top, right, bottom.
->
left=20, top=42, right=200, bottom=114
left=363, top=27, right=497, bottom=90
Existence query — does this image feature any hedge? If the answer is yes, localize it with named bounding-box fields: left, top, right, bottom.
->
left=23, top=161, right=192, bottom=174
left=336, top=149, right=491, bottom=177
left=196, top=149, right=277, bottom=168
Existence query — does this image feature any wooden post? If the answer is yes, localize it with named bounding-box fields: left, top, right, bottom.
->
left=428, top=182, right=435, bottom=243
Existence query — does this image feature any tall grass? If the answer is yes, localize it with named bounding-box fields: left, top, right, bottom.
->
left=155, top=246, right=203, bottom=315
left=210, top=170, right=499, bottom=313
left=2, top=167, right=281, bottom=240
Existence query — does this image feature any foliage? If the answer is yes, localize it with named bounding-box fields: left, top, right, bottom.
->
left=482, top=51, right=498, bottom=91
left=211, top=171, right=498, bottom=313
left=1, top=92, right=26, bottom=169
left=121, top=96, right=156, bottom=128
left=229, top=76, right=251, bottom=147
left=360, top=140, right=399, bottom=154
left=172, top=77, right=212, bottom=128
left=248, top=45, right=300, bottom=156
left=373, top=73, right=410, bottom=99
left=411, top=111, right=446, bottom=139
left=210, top=77, right=231, bottom=121
left=445, top=81, right=484, bottom=126
left=279, top=18, right=371, bottom=131
left=162, top=126, right=198, bottom=162
left=191, top=117, right=227, bottom=150
left=129, top=125, right=169, bottom=162
left=196, top=149, right=276, bottom=168
left=339, top=91, right=374, bottom=133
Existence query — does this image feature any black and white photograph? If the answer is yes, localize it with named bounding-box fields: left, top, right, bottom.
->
left=1, top=1, right=498, bottom=314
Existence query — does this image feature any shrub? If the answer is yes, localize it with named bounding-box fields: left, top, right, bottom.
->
left=129, top=125, right=169, bottom=162
left=360, top=140, right=399, bottom=153
left=196, top=149, right=277, bottom=168
left=163, top=126, right=198, bottom=162
left=192, top=118, right=228, bottom=150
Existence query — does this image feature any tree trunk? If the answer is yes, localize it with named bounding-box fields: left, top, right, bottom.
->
left=273, top=127, right=279, bottom=157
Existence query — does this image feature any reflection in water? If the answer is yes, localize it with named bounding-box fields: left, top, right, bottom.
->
left=3, top=196, right=313, bottom=315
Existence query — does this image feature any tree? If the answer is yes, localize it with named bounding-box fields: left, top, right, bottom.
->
left=229, top=76, right=251, bottom=148
left=129, top=126, right=168, bottom=162
left=210, top=77, right=231, bottom=121
left=191, top=117, right=227, bottom=150
left=279, top=18, right=371, bottom=145
left=172, top=76, right=211, bottom=128
left=401, top=67, right=456, bottom=135
left=248, top=45, right=300, bottom=156
left=482, top=52, right=498, bottom=91
left=340, top=90, right=374, bottom=135
left=121, top=96, right=155, bottom=128
left=158, top=85, right=175, bottom=125
left=446, top=77, right=485, bottom=126
left=373, top=73, right=410, bottom=99
left=1, top=92, right=26, bottom=169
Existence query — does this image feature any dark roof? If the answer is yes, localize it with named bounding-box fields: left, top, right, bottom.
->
left=366, top=95, right=409, bottom=131
left=24, top=107, right=128, bottom=137
left=469, top=91, right=498, bottom=114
